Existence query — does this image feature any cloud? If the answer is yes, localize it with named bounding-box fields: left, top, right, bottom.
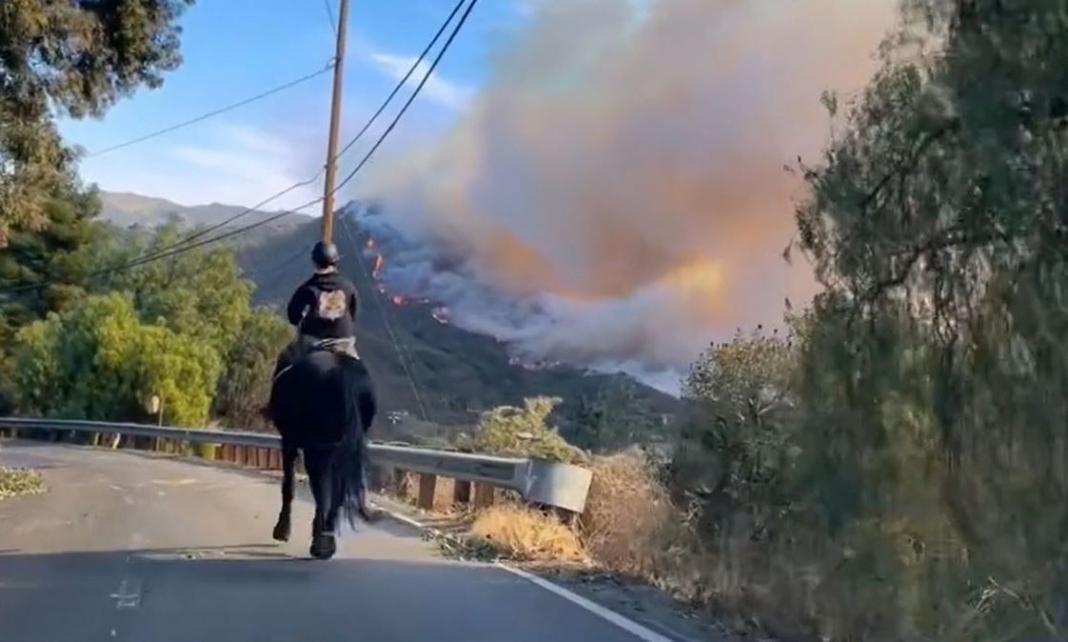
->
left=367, top=51, right=471, bottom=111
left=79, top=122, right=321, bottom=211
left=360, top=0, right=898, bottom=388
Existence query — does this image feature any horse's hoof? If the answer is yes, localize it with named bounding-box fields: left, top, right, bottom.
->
left=310, top=532, right=336, bottom=560
left=272, top=519, right=291, bottom=542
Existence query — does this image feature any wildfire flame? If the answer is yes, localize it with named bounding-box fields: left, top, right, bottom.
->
left=372, top=254, right=385, bottom=279
left=391, top=295, right=405, bottom=306
left=365, top=237, right=376, bottom=249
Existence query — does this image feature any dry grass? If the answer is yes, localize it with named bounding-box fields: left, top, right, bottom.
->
left=470, top=503, right=588, bottom=562
left=581, top=450, right=675, bottom=569
left=578, top=451, right=711, bottom=603
left=0, top=466, right=45, bottom=500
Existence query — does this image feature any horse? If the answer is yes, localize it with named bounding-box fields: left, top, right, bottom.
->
left=266, top=346, right=376, bottom=559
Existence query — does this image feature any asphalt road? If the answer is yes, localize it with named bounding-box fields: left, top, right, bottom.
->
left=0, top=441, right=675, bottom=642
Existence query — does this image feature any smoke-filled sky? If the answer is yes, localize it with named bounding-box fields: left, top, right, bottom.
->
left=363, top=0, right=899, bottom=391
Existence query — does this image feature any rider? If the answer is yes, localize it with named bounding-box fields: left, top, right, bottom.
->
left=284, top=240, right=360, bottom=364
left=275, top=240, right=379, bottom=521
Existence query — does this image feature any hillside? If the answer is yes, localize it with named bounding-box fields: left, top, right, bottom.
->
left=238, top=208, right=680, bottom=443
left=98, top=190, right=305, bottom=248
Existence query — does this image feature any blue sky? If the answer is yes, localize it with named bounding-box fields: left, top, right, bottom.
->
left=59, top=0, right=526, bottom=211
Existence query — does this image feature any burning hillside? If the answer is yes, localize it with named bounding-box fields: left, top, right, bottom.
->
left=352, top=0, right=896, bottom=389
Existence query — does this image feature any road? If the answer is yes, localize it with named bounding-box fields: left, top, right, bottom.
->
left=0, top=441, right=676, bottom=642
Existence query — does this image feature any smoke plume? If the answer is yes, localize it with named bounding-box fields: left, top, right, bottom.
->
left=361, top=0, right=897, bottom=391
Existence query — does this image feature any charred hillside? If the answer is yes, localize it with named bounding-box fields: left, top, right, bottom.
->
left=238, top=208, right=679, bottom=443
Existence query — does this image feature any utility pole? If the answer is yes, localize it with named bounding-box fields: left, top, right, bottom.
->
left=320, top=0, right=350, bottom=244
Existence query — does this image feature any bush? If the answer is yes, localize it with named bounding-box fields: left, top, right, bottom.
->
left=458, top=396, right=583, bottom=463
left=12, top=293, right=222, bottom=426
left=470, top=503, right=587, bottom=562
left=213, top=307, right=292, bottom=430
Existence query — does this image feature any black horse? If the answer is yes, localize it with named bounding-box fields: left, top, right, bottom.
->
left=266, top=346, right=376, bottom=559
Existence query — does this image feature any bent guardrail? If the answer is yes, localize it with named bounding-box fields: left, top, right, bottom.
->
left=0, top=417, right=592, bottom=513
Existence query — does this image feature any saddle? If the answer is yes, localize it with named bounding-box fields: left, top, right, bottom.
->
left=272, top=336, right=360, bottom=385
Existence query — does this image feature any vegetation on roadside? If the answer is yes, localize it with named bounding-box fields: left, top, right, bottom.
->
left=4, top=219, right=291, bottom=428
left=469, top=503, right=587, bottom=563
left=457, top=396, right=583, bottom=463
left=432, top=5, right=1068, bottom=642
left=0, top=467, right=45, bottom=501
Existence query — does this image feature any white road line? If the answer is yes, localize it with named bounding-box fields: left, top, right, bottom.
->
left=497, top=565, right=677, bottom=642
left=110, top=578, right=142, bottom=609
left=370, top=502, right=679, bottom=642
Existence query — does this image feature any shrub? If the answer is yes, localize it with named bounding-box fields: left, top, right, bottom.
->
left=470, top=503, right=587, bottom=562
left=458, top=396, right=583, bottom=463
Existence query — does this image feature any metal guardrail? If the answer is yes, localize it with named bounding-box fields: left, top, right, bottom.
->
left=0, top=417, right=592, bottom=512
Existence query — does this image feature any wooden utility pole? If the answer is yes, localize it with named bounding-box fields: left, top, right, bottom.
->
left=320, top=0, right=350, bottom=244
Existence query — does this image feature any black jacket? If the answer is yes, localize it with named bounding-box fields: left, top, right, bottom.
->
left=286, top=271, right=359, bottom=339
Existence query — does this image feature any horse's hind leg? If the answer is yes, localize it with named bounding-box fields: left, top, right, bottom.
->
left=272, top=444, right=298, bottom=542
left=304, top=446, right=337, bottom=560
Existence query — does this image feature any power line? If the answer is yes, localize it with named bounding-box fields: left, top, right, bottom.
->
left=332, top=0, right=479, bottom=196
left=86, top=61, right=334, bottom=157
left=338, top=213, right=431, bottom=421
left=2, top=0, right=480, bottom=294
left=323, top=0, right=338, bottom=35
left=335, top=0, right=466, bottom=159
left=129, top=0, right=469, bottom=263
left=0, top=198, right=323, bottom=296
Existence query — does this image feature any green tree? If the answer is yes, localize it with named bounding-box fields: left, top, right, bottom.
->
left=790, top=1, right=1068, bottom=638
left=0, top=0, right=192, bottom=245
left=0, top=184, right=104, bottom=327
left=102, top=223, right=253, bottom=354
left=12, top=293, right=221, bottom=425
left=214, top=307, right=292, bottom=430
left=0, top=184, right=105, bottom=410
left=569, top=379, right=664, bottom=453
left=459, top=396, right=581, bottom=463
left=675, top=327, right=801, bottom=535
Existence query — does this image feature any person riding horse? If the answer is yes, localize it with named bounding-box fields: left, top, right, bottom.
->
left=266, top=242, right=378, bottom=558
left=277, top=240, right=360, bottom=375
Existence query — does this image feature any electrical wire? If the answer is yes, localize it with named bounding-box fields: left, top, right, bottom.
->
left=86, top=61, right=334, bottom=158
left=339, top=213, right=431, bottom=421
left=332, top=0, right=479, bottom=195
left=119, top=0, right=470, bottom=265
left=1, top=0, right=481, bottom=295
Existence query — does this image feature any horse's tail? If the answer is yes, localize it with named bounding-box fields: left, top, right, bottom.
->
left=334, top=356, right=374, bottom=528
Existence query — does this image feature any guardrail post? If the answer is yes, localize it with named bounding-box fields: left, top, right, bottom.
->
left=473, top=482, right=495, bottom=509
left=417, top=474, right=438, bottom=511
left=453, top=480, right=471, bottom=505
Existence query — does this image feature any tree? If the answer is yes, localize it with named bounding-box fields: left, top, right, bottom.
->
left=0, top=0, right=192, bottom=245
left=459, top=396, right=581, bottom=463
left=0, top=184, right=104, bottom=324
left=214, top=307, right=292, bottom=430
left=675, top=327, right=801, bottom=535
left=12, top=293, right=221, bottom=425
left=101, top=223, right=253, bottom=354
left=0, top=183, right=106, bottom=411
left=569, top=379, right=664, bottom=453
left=792, top=2, right=1068, bottom=638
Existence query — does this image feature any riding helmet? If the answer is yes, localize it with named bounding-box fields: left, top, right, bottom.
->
left=312, top=241, right=340, bottom=268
